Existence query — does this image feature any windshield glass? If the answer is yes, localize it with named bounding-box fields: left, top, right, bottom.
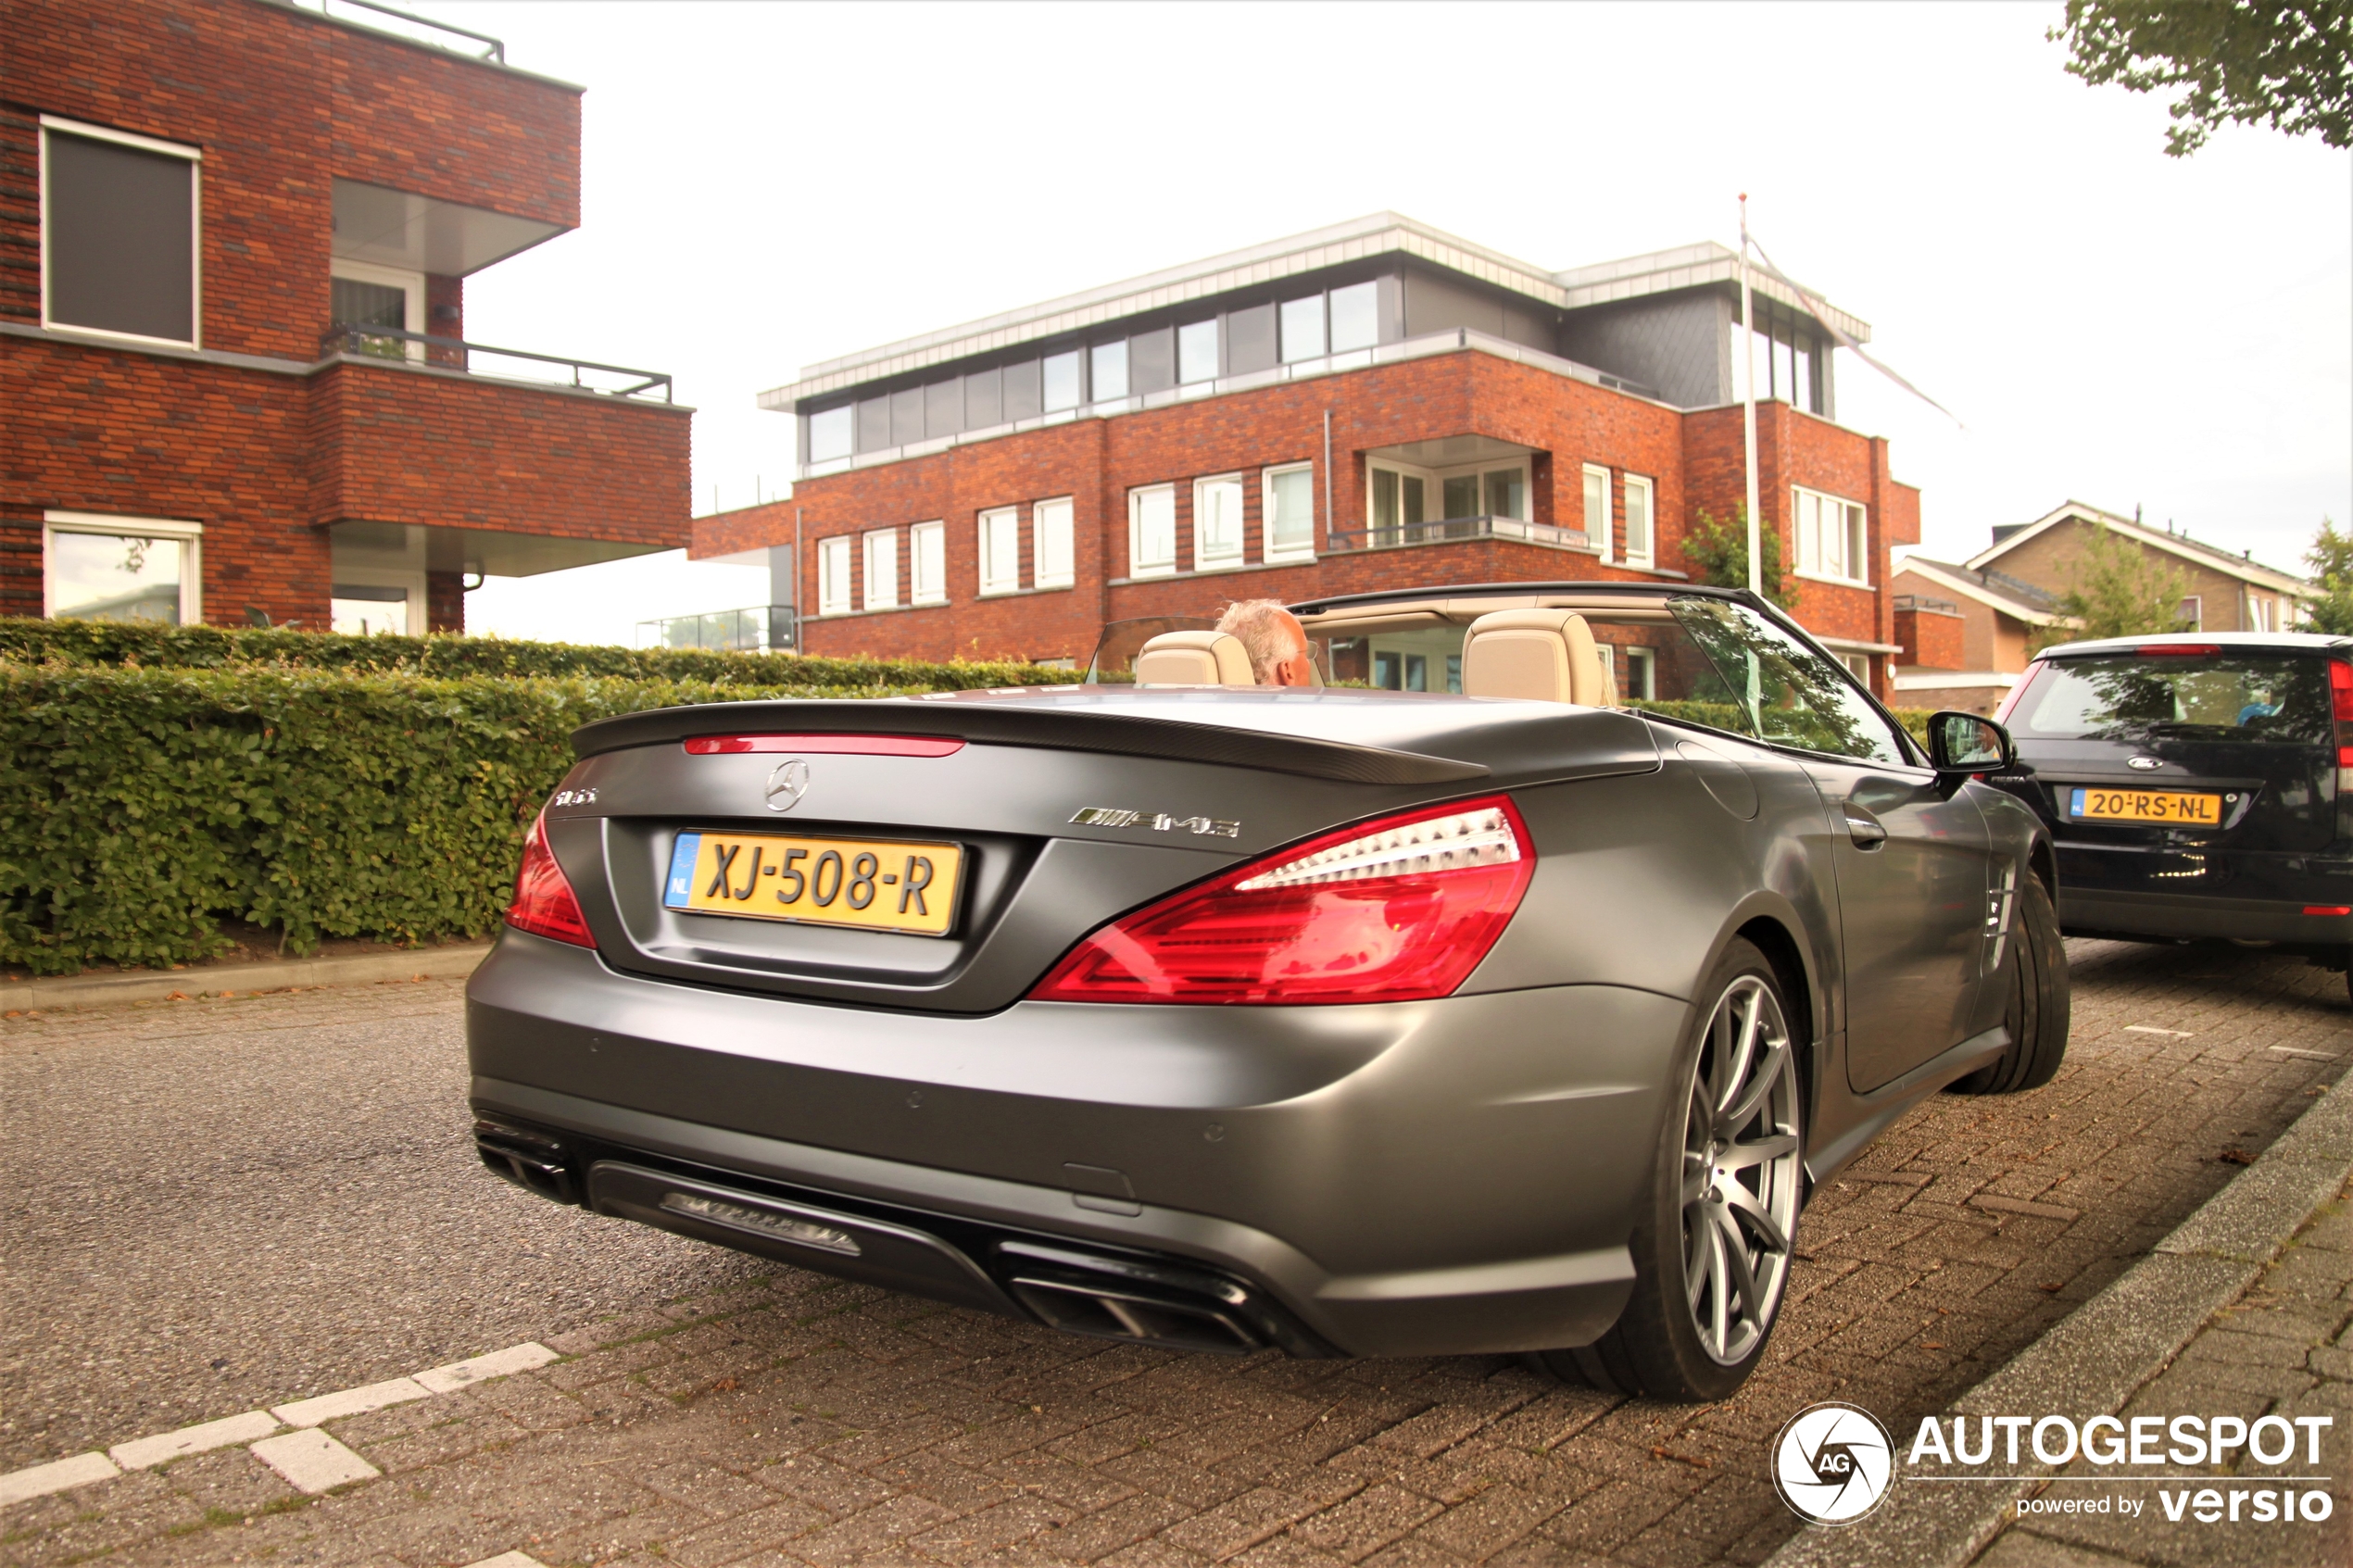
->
left=1085, top=616, right=1218, bottom=683
left=2014, top=653, right=2334, bottom=745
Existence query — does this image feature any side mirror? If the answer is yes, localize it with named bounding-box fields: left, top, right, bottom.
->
left=1927, top=710, right=2015, bottom=775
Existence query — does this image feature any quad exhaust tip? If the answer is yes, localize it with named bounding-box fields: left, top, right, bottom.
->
left=473, top=1119, right=577, bottom=1206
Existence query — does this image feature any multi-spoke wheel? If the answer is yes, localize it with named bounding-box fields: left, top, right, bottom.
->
left=1537, top=937, right=1806, bottom=1401
left=1679, top=973, right=1801, bottom=1367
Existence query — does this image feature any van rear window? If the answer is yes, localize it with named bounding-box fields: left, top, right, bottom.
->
left=2013, top=653, right=2333, bottom=745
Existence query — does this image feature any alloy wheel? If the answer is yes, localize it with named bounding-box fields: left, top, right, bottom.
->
left=1680, top=973, right=1802, bottom=1366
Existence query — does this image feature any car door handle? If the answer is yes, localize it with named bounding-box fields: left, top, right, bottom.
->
left=1843, top=804, right=1888, bottom=848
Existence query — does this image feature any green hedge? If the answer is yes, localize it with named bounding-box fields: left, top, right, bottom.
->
left=0, top=665, right=952, bottom=976
left=0, top=619, right=1084, bottom=691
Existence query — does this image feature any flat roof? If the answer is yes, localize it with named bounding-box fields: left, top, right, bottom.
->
left=760, top=214, right=1872, bottom=411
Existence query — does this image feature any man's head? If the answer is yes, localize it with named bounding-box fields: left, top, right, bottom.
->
left=1216, top=598, right=1315, bottom=686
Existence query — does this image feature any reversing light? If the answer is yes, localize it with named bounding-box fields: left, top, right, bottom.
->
left=505, top=812, right=598, bottom=948
left=685, top=734, right=964, bottom=756
left=1029, top=796, right=1534, bottom=1006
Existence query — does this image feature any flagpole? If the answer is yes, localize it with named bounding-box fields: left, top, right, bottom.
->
left=1739, top=194, right=1761, bottom=599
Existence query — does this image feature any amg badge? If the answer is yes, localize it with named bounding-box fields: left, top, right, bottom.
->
left=1070, top=806, right=1240, bottom=839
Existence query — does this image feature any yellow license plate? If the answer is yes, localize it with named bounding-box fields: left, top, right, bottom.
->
left=2069, top=787, right=2221, bottom=825
left=663, top=831, right=963, bottom=935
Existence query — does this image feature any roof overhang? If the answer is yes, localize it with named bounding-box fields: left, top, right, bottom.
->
left=1553, top=242, right=1873, bottom=344
left=326, top=520, right=668, bottom=578
left=1894, top=556, right=2070, bottom=626
left=1967, top=502, right=2311, bottom=595
left=1365, top=433, right=1540, bottom=468
left=332, top=179, right=567, bottom=278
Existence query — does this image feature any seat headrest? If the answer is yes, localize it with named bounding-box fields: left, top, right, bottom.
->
left=1461, top=608, right=1617, bottom=707
left=1133, top=630, right=1258, bottom=686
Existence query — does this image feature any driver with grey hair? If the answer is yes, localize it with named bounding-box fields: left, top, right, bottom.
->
left=1216, top=598, right=1317, bottom=686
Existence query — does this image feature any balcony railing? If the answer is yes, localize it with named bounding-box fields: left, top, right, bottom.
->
left=297, top=0, right=507, bottom=63
left=321, top=324, right=674, bottom=403
left=636, top=606, right=798, bottom=654
left=1326, top=514, right=1599, bottom=553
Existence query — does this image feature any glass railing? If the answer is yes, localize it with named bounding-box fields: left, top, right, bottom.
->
left=1325, top=514, right=1597, bottom=553
left=321, top=324, right=673, bottom=402
left=635, top=606, right=797, bottom=654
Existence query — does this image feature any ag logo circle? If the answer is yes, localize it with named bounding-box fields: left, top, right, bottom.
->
left=1771, top=1400, right=1894, bottom=1525
left=764, top=759, right=811, bottom=812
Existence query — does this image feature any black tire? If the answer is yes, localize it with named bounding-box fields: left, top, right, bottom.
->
left=1537, top=937, right=1804, bottom=1402
left=1946, top=872, right=2070, bottom=1096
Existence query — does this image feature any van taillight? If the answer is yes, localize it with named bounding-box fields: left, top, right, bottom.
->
left=2333, top=662, right=2353, bottom=797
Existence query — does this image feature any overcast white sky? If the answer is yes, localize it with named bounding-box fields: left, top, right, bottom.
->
left=413, top=1, right=2351, bottom=646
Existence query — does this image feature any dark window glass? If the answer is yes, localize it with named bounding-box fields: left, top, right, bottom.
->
left=2013, top=655, right=2332, bottom=746
left=963, top=367, right=1001, bottom=428
left=1128, top=328, right=1174, bottom=395
left=855, top=395, right=890, bottom=453
left=924, top=378, right=962, bottom=439
left=1665, top=597, right=1906, bottom=763
left=331, top=277, right=404, bottom=330
left=1002, top=359, right=1041, bottom=421
left=1226, top=303, right=1277, bottom=375
left=45, top=131, right=195, bottom=342
left=889, top=386, right=924, bottom=446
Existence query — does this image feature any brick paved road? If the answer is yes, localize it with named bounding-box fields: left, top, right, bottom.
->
left=3, top=938, right=2348, bottom=1567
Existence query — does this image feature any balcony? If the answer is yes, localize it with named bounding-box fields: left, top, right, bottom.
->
left=637, top=606, right=799, bottom=654
left=320, top=324, right=673, bottom=401
left=1327, top=515, right=1599, bottom=554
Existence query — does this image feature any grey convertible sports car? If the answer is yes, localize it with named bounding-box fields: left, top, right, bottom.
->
left=469, top=581, right=2068, bottom=1400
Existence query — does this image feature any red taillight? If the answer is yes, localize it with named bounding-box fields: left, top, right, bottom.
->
left=1029, top=796, right=1534, bottom=1006
left=684, top=734, right=965, bottom=757
left=2305, top=906, right=2353, bottom=917
left=2330, top=660, right=2353, bottom=724
left=505, top=812, right=597, bottom=948
left=2135, top=644, right=2221, bottom=657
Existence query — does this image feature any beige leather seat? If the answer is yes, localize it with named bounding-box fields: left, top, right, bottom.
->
left=1460, top=608, right=1617, bottom=706
left=1133, top=630, right=1257, bottom=685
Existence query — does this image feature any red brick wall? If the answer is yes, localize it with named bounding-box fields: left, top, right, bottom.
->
left=704, top=352, right=1921, bottom=672
left=425, top=569, right=465, bottom=633
left=0, top=0, right=579, bottom=358
left=1894, top=605, right=1966, bottom=671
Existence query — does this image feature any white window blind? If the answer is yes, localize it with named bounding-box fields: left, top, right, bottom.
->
left=1193, top=475, right=1243, bottom=568
left=1582, top=466, right=1612, bottom=558
left=909, top=521, right=945, bottom=605
left=1033, top=497, right=1074, bottom=588
left=1129, top=484, right=1176, bottom=576
left=1264, top=465, right=1315, bottom=561
left=862, top=528, right=898, bottom=611
left=1623, top=476, right=1655, bottom=566
left=817, top=535, right=852, bottom=615
left=977, top=508, right=1020, bottom=596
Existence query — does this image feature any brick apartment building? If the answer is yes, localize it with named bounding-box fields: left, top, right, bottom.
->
left=3, top=0, right=689, bottom=634
left=697, top=213, right=1919, bottom=691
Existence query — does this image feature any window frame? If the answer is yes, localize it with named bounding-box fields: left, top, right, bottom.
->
left=1792, top=484, right=1870, bottom=586
left=817, top=534, right=854, bottom=615
left=2179, top=595, right=2204, bottom=631
left=43, top=509, right=204, bottom=624
left=1191, top=473, right=1246, bottom=571
left=975, top=508, right=1021, bottom=597
left=1128, top=483, right=1177, bottom=578
left=1581, top=465, right=1613, bottom=561
left=1366, top=457, right=1534, bottom=528
left=1327, top=281, right=1379, bottom=355
left=807, top=405, right=853, bottom=464
left=1277, top=296, right=1326, bottom=363
left=40, top=116, right=204, bottom=350
left=1262, top=462, right=1317, bottom=563
left=908, top=520, right=947, bottom=606
left=1621, top=474, right=1655, bottom=568
left=329, top=256, right=426, bottom=362
left=1176, top=320, right=1219, bottom=385
left=861, top=527, right=898, bottom=612
left=1624, top=646, right=1656, bottom=700
left=1032, top=496, right=1075, bottom=589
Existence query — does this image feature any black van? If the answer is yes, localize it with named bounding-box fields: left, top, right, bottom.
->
left=1989, top=632, right=2353, bottom=995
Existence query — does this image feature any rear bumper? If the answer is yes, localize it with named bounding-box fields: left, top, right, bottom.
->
left=2057, top=885, right=2353, bottom=946
left=466, top=930, right=1687, bottom=1358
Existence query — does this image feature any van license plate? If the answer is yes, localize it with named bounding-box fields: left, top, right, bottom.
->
left=664, top=832, right=963, bottom=935
left=2069, top=787, right=2221, bottom=825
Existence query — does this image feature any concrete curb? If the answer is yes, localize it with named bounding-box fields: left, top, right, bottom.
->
left=1764, top=1077, right=2353, bottom=1568
left=1, top=942, right=491, bottom=1011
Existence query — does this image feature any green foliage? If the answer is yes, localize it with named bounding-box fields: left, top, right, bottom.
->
left=1683, top=507, right=1799, bottom=610
left=2303, top=518, right=2353, bottom=634
left=1629, top=697, right=1936, bottom=748
left=0, top=660, right=981, bottom=976
left=2040, top=521, right=2196, bottom=648
left=0, top=619, right=1082, bottom=691
left=2053, top=1, right=2353, bottom=157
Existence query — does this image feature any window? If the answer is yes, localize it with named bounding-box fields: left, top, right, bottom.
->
left=1793, top=486, right=1869, bottom=583
left=818, top=535, right=853, bottom=614
left=862, top=528, right=898, bottom=611
left=1666, top=596, right=1906, bottom=764
left=1089, top=341, right=1127, bottom=402
left=331, top=583, right=410, bottom=636
left=1624, top=646, right=1656, bottom=700
left=329, top=257, right=423, bottom=361
left=1043, top=350, right=1082, bottom=413
left=1372, top=458, right=1529, bottom=531
left=1483, top=469, right=1527, bottom=521
left=1328, top=282, right=1378, bottom=354
left=1840, top=652, right=1870, bottom=683
left=42, top=119, right=201, bottom=346
left=1033, top=497, right=1075, bottom=588
left=44, top=512, right=201, bottom=624
left=1129, top=484, right=1176, bottom=576
left=1581, top=465, right=1613, bottom=558
left=1623, top=476, right=1655, bottom=567
left=910, top=521, right=946, bottom=605
left=1264, top=463, right=1315, bottom=561
left=978, top=507, right=1021, bottom=596
left=1278, top=297, right=1325, bottom=362
left=1177, top=320, right=1218, bottom=384
left=809, top=406, right=853, bottom=464
left=2178, top=595, right=2204, bottom=631
left=1193, top=475, right=1244, bottom=569
left=1370, top=467, right=1427, bottom=532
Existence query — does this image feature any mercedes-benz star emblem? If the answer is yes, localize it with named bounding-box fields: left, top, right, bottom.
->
left=2128, top=755, right=2163, bottom=771
left=1771, top=1401, right=1894, bottom=1525
left=764, top=759, right=811, bottom=811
